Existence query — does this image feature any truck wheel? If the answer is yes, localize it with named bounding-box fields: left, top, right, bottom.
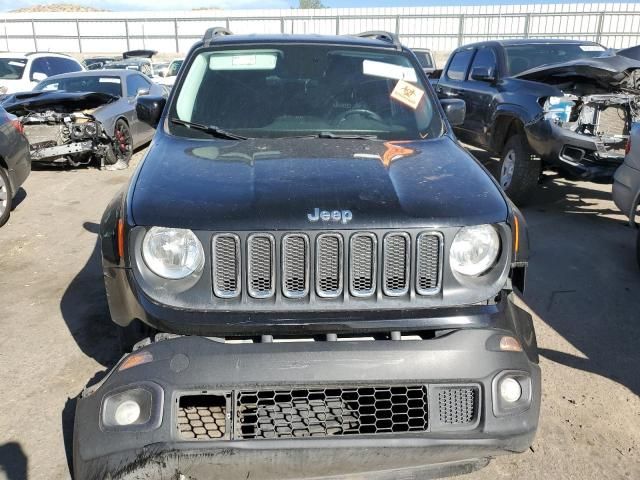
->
left=118, top=319, right=155, bottom=354
left=499, top=134, right=540, bottom=206
left=0, top=168, right=13, bottom=227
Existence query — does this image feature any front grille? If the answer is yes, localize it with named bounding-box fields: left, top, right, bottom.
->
left=209, top=230, right=443, bottom=301
left=382, top=233, right=410, bottom=296
left=212, top=234, right=240, bottom=298
left=316, top=234, right=343, bottom=297
left=349, top=233, right=377, bottom=297
left=282, top=234, right=309, bottom=298
left=416, top=233, right=442, bottom=295
left=236, top=385, right=429, bottom=439
left=247, top=234, right=275, bottom=298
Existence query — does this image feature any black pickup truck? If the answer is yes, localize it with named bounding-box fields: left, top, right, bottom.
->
left=435, top=39, right=640, bottom=204
left=75, top=30, right=540, bottom=480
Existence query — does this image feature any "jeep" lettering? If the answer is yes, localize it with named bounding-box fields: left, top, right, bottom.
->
left=307, top=208, right=353, bottom=225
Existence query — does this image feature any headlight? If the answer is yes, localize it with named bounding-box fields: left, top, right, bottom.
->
left=450, top=225, right=500, bottom=276
left=142, top=226, right=204, bottom=279
left=543, top=96, right=574, bottom=123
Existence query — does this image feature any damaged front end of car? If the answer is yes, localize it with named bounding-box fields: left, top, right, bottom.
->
left=520, top=55, right=640, bottom=180
left=1, top=91, right=118, bottom=167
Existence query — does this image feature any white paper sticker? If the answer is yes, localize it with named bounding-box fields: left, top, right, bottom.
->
left=8, top=60, right=26, bottom=67
left=362, top=60, right=418, bottom=82
left=99, top=77, right=121, bottom=84
left=580, top=45, right=605, bottom=52
left=390, top=79, right=425, bottom=110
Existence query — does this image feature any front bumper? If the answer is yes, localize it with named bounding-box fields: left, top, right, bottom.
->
left=74, top=329, right=541, bottom=479
left=526, top=117, right=624, bottom=181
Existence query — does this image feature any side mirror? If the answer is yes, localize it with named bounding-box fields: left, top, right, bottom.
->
left=440, top=98, right=466, bottom=126
left=136, top=95, right=166, bottom=128
left=31, top=72, right=47, bottom=83
left=470, top=66, right=496, bottom=83
left=136, top=87, right=150, bottom=97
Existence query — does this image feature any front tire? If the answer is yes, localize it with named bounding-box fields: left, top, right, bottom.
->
left=0, top=167, right=13, bottom=227
left=106, top=119, right=133, bottom=168
left=498, top=134, right=541, bottom=206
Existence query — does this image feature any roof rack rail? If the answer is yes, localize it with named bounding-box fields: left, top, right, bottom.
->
left=203, top=27, right=233, bottom=46
left=353, top=31, right=402, bottom=50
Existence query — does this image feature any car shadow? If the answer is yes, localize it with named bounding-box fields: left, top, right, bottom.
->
left=10, top=187, right=27, bottom=210
left=0, top=442, right=28, bottom=480
left=59, top=221, right=121, bottom=368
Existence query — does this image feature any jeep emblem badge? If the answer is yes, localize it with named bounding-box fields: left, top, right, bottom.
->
left=307, top=208, right=353, bottom=225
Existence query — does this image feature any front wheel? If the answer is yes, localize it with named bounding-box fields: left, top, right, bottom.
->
left=106, top=119, right=133, bottom=168
left=498, top=134, right=541, bottom=206
left=0, top=168, right=13, bottom=227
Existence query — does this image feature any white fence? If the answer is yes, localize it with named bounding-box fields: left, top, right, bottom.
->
left=1, top=3, right=640, bottom=54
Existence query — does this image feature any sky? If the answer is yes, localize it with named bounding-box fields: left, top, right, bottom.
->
left=0, top=0, right=623, bottom=12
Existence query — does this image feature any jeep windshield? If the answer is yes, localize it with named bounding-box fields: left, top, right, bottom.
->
left=505, top=43, right=607, bottom=76
left=170, top=44, right=443, bottom=140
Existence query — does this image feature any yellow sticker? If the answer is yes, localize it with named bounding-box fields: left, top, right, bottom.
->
left=390, top=80, right=425, bottom=110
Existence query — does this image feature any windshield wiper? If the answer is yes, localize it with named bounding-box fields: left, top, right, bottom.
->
left=170, top=118, right=247, bottom=140
left=290, top=132, right=379, bottom=140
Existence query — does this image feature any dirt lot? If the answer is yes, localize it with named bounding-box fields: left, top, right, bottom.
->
left=0, top=147, right=638, bottom=480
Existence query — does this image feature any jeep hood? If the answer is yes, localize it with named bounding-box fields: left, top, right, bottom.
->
left=130, top=135, right=508, bottom=230
left=0, top=90, right=117, bottom=115
left=514, top=54, right=640, bottom=90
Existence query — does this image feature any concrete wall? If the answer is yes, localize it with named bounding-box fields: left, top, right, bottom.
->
left=0, top=2, right=639, bottom=56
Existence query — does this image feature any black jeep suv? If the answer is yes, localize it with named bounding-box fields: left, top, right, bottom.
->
left=76, top=30, right=540, bottom=479
left=435, top=39, right=640, bottom=204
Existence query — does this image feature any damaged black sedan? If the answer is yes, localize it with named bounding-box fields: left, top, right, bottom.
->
left=0, top=69, right=165, bottom=168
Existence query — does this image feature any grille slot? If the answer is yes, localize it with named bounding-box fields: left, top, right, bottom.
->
left=212, top=234, right=241, bottom=298
left=236, top=385, right=428, bottom=440
left=282, top=234, right=310, bottom=298
left=316, top=233, right=343, bottom=298
left=349, top=233, right=377, bottom=297
left=416, top=233, right=442, bottom=295
left=177, top=395, right=227, bottom=440
left=247, top=234, right=275, bottom=299
left=382, top=233, right=410, bottom=296
left=437, top=387, right=478, bottom=425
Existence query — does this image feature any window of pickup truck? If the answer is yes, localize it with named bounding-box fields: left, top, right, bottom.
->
left=469, top=48, right=497, bottom=79
left=505, top=43, right=606, bottom=76
left=445, top=49, right=474, bottom=81
left=172, top=44, right=443, bottom=141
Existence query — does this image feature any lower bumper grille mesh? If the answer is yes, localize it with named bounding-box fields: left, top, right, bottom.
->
left=236, top=385, right=429, bottom=439
left=437, top=387, right=477, bottom=425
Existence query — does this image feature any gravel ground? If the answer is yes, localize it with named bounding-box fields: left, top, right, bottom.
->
left=0, top=147, right=638, bottom=480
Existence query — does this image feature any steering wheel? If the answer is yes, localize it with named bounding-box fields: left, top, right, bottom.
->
left=335, top=109, right=383, bottom=124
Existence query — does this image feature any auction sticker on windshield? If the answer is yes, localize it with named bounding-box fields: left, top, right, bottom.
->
left=390, top=80, right=424, bottom=109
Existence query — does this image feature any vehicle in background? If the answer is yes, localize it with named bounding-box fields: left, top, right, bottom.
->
left=103, top=50, right=157, bottom=77
left=153, top=62, right=170, bottom=78
left=434, top=39, right=640, bottom=205
left=83, top=56, right=119, bottom=71
left=1, top=69, right=165, bottom=168
left=0, top=52, right=83, bottom=95
left=412, top=48, right=436, bottom=76
left=79, top=29, right=540, bottom=480
left=157, top=58, right=184, bottom=87
left=613, top=123, right=640, bottom=267
left=0, top=107, right=30, bottom=227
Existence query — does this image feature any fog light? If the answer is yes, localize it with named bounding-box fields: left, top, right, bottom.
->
left=500, top=377, right=522, bottom=403
left=114, top=400, right=141, bottom=425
